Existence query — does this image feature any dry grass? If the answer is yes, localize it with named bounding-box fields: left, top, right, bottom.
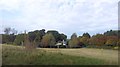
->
left=39, top=48, right=118, bottom=64
left=2, top=44, right=107, bottom=65
left=2, top=44, right=118, bottom=65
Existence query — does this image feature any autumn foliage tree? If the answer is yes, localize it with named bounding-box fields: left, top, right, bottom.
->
left=2, top=28, right=119, bottom=49
left=24, top=31, right=36, bottom=49
left=77, top=33, right=90, bottom=47
left=105, top=36, right=118, bottom=46
left=68, top=33, right=79, bottom=48
left=79, top=36, right=89, bottom=46
left=41, top=33, right=56, bottom=48
left=89, top=34, right=107, bottom=46
left=68, top=38, right=79, bottom=48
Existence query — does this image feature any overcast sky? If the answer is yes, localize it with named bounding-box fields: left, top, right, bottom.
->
left=0, top=0, right=119, bottom=38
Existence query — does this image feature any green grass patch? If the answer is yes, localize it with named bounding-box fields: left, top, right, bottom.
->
left=2, top=44, right=107, bottom=65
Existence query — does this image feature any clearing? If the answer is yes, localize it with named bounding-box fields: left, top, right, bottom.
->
left=41, top=48, right=118, bottom=64
left=2, top=44, right=118, bottom=65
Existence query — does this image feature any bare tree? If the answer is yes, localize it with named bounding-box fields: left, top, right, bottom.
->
left=4, top=27, right=17, bottom=35
left=4, top=27, right=11, bottom=35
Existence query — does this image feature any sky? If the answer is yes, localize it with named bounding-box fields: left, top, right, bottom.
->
left=0, top=0, right=119, bottom=38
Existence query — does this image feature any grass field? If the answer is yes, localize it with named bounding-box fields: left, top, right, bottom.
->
left=2, top=44, right=118, bottom=65
left=42, top=48, right=118, bottom=64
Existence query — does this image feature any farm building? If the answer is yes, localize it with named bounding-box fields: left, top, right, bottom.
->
left=55, top=40, right=67, bottom=48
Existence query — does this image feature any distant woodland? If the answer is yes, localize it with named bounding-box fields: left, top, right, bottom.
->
left=1, top=27, right=120, bottom=49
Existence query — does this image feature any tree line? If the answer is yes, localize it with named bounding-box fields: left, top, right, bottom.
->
left=2, top=27, right=120, bottom=49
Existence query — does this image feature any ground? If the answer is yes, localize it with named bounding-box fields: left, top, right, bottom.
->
left=41, top=48, right=118, bottom=64
left=2, top=44, right=118, bottom=65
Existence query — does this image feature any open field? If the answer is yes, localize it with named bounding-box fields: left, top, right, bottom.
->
left=2, top=44, right=118, bottom=65
left=41, top=48, right=118, bottom=64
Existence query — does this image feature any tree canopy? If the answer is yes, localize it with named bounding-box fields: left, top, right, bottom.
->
left=2, top=28, right=119, bottom=49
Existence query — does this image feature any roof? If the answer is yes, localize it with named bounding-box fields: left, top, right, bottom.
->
left=55, top=43, right=62, bottom=46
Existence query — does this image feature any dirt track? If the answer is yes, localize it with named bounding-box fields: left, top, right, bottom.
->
left=40, top=48, right=118, bottom=64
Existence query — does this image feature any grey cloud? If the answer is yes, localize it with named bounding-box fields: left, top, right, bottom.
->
left=0, top=0, right=119, bottom=37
